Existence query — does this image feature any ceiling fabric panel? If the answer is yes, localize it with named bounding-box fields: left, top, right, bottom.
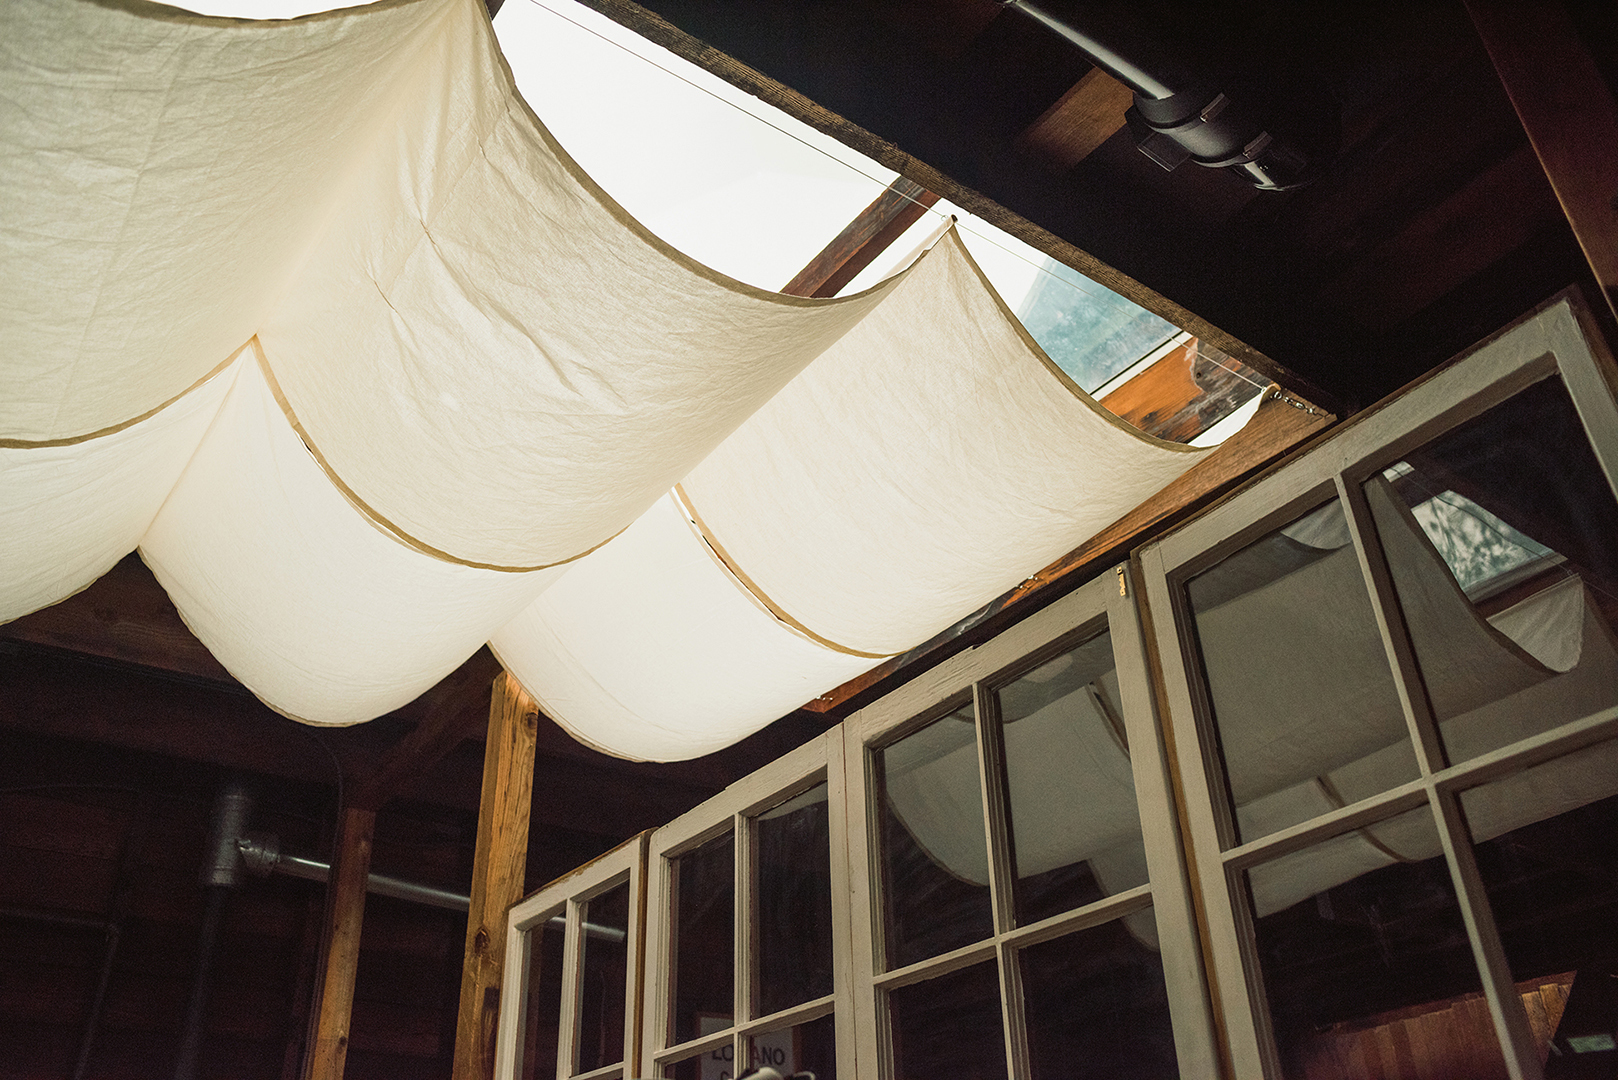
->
left=139, top=344, right=562, bottom=725
left=497, top=236, right=1214, bottom=760
left=0, top=355, right=237, bottom=621
left=677, top=233, right=1207, bottom=656
left=491, top=494, right=876, bottom=761
left=0, top=0, right=445, bottom=441
left=3, top=0, right=1229, bottom=751
left=257, top=0, right=897, bottom=569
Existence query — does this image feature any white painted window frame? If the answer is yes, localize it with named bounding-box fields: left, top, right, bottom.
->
left=839, top=562, right=1220, bottom=1080
left=497, top=832, right=651, bottom=1080
left=640, top=727, right=854, bottom=1080
left=1137, top=293, right=1618, bottom=1080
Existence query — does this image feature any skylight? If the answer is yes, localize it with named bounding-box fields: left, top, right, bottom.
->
left=169, top=0, right=1253, bottom=431
left=494, top=0, right=1187, bottom=396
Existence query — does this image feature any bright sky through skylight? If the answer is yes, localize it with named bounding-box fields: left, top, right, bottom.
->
left=165, top=0, right=1223, bottom=412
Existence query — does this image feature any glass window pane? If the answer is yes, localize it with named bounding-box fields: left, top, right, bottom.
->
left=877, top=705, right=995, bottom=969
left=1246, top=806, right=1506, bottom=1079
left=1013, top=255, right=1177, bottom=392
left=1366, top=376, right=1618, bottom=765
left=889, top=960, right=1007, bottom=1080
left=1462, top=739, right=1618, bottom=1066
left=671, top=830, right=734, bottom=1045
left=658, top=1046, right=711, bottom=1080
left=1020, top=911, right=1179, bottom=1080
left=747, top=1013, right=836, bottom=1080
left=754, top=782, right=834, bottom=1016
left=997, top=630, right=1149, bottom=926
left=1187, top=498, right=1420, bottom=844
left=522, top=916, right=565, bottom=1080
left=576, top=883, right=630, bottom=1074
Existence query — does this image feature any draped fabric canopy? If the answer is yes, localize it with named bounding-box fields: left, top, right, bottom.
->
left=3, top=0, right=1215, bottom=758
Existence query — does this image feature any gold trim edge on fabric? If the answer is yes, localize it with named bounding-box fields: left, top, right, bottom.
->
left=671, top=483, right=892, bottom=659
left=250, top=340, right=617, bottom=573
left=0, top=350, right=241, bottom=449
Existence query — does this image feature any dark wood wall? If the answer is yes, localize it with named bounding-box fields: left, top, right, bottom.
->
left=0, top=641, right=826, bottom=1079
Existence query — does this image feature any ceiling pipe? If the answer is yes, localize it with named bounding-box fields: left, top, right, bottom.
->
left=236, top=834, right=626, bottom=942
left=999, top=0, right=1338, bottom=190
left=173, top=777, right=254, bottom=1080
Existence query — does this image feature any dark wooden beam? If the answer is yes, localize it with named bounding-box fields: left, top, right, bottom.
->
left=303, top=805, right=376, bottom=1080
left=1, top=554, right=231, bottom=684
left=453, top=673, right=539, bottom=1080
left=347, top=649, right=503, bottom=812
left=803, top=386, right=1334, bottom=713
left=780, top=177, right=940, bottom=298
left=1466, top=0, right=1618, bottom=324
left=1014, top=67, right=1133, bottom=173
left=1313, top=141, right=1563, bottom=333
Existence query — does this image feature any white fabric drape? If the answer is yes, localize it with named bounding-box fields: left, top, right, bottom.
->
left=4, top=0, right=1217, bottom=744
left=493, top=233, right=1211, bottom=758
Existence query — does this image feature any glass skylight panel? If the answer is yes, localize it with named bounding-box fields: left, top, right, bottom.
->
left=495, top=0, right=892, bottom=291
left=496, top=0, right=1186, bottom=400
left=179, top=0, right=1229, bottom=436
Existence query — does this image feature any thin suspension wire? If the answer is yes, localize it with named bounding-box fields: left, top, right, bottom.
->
left=515, top=0, right=1123, bottom=304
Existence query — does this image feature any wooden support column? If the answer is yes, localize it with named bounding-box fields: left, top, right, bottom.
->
left=452, top=671, right=540, bottom=1080
left=303, top=805, right=376, bottom=1080
left=1467, top=0, right=1618, bottom=323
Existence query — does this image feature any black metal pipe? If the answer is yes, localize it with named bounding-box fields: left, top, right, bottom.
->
left=1000, top=0, right=1179, bottom=100
left=73, top=922, right=120, bottom=1080
left=172, top=778, right=253, bottom=1080
left=172, top=886, right=229, bottom=1080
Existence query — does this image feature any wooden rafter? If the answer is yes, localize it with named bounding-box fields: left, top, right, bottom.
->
left=780, top=176, right=940, bottom=298
left=1466, top=0, right=1618, bottom=325
left=1014, top=67, right=1134, bottom=172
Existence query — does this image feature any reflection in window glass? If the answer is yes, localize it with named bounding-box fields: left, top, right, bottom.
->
left=755, top=783, right=834, bottom=1017
left=747, top=1013, right=836, bottom=1080
left=1367, top=376, right=1618, bottom=765
left=889, top=960, right=1007, bottom=1080
left=576, top=884, right=630, bottom=1074
left=1247, top=806, right=1506, bottom=1079
left=1020, top=912, right=1178, bottom=1080
left=1462, top=740, right=1618, bottom=1067
left=997, top=631, right=1149, bottom=926
left=877, top=705, right=995, bottom=969
left=522, top=917, right=565, bottom=1080
left=1187, top=499, right=1420, bottom=844
left=670, top=830, right=734, bottom=1045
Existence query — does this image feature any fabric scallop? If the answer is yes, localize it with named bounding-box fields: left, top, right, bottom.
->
left=4, top=0, right=1228, bottom=751
left=494, top=234, right=1216, bottom=760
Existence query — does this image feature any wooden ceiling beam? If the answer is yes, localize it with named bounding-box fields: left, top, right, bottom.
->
left=781, top=176, right=940, bottom=298
left=1466, top=0, right=1618, bottom=325
left=1014, top=67, right=1134, bottom=172
left=1, top=554, right=232, bottom=684
left=1099, top=338, right=1270, bottom=443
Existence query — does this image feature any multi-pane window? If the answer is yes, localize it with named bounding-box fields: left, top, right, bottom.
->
left=844, top=572, right=1216, bottom=1080
left=497, top=294, right=1618, bottom=1080
left=500, top=835, right=646, bottom=1080
left=1145, top=294, right=1618, bottom=1080
left=646, top=730, right=850, bottom=1080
